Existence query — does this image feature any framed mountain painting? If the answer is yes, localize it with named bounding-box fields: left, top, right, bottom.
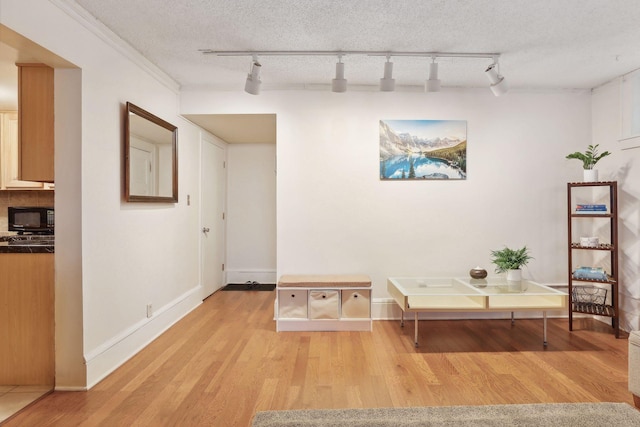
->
left=380, top=119, right=467, bottom=180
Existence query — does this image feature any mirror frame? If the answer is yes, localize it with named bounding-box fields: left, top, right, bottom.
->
left=124, top=102, right=178, bottom=203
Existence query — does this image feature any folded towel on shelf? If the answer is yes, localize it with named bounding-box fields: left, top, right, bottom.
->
left=573, top=266, right=608, bottom=281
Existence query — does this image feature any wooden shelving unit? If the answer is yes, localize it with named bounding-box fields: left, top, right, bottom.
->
left=567, top=181, right=619, bottom=338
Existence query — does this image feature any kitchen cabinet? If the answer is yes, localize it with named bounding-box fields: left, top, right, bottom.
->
left=17, top=63, right=54, bottom=183
left=0, top=111, right=48, bottom=189
left=0, top=253, right=54, bottom=385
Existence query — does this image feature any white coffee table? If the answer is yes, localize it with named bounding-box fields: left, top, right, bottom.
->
left=387, top=277, right=567, bottom=347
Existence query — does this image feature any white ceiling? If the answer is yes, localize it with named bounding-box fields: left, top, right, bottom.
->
left=5, top=2, right=640, bottom=143
left=72, top=0, right=640, bottom=92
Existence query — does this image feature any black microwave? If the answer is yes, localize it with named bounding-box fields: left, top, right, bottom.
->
left=8, top=207, right=54, bottom=234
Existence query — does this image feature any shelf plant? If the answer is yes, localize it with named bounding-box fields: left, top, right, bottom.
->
left=566, top=144, right=611, bottom=182
left=565, top=144, right=611, bottom=170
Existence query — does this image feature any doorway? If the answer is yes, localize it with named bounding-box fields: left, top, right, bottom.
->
left=189, top=114, right=277, bottom=292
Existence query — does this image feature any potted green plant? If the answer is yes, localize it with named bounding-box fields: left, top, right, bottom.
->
left=490, top=245, right=532, bottom=283
left=565, top=144, right=611, bottom=182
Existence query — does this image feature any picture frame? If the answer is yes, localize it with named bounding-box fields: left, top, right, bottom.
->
left=380, top=119, right=467, bottom=180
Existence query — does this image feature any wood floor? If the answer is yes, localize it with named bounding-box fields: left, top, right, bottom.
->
left=4, top=290, right=632, bottom=426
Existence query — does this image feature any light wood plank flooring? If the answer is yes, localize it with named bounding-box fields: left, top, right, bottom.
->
left=4, top=290, right=633, bottom=426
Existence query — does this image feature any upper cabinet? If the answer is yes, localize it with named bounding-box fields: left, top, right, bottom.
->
left=0, top=111, right=48, bottom=189
left=17, top=63, right=54, bottom=183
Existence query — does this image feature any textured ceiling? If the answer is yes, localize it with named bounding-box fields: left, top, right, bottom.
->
left=72, top=0, right=640, bottom=92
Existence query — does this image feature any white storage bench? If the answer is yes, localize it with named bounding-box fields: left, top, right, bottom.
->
left=276, top=274, right=372, bottom=331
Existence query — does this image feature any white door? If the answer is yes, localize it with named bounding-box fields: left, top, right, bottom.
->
left=201, top=134, right=226, bottom=298
left=129, top=142, right=155, bottom=196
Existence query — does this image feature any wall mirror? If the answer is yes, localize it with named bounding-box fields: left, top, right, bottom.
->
left=125, top=102, right=178, bottom=202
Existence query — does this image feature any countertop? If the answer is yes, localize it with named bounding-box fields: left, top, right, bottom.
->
left=0, top=235, right=55, bottom=254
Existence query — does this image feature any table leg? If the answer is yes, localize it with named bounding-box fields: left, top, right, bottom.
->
left=543, top=311, right=548, bottom=346
left=414, top=312, right=419, bottom=347
left=511, top=311, right=515, bottom=325
left=400, top=310, right=404, bottom=327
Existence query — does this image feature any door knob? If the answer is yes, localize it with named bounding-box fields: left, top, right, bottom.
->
left=202, top=227, right=210, bottom=233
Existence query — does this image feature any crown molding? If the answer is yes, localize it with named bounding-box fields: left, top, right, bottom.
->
left=51, top=0, right=180, bottom=93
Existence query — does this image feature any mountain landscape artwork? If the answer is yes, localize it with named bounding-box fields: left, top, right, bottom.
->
left=380, top=120, right=467, bottom=180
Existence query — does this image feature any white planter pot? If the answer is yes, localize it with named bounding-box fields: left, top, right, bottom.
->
left=506, top=269, right=524, bottom=292
left=583, top=169, right=599, bottom=182
left=506, top=269, right=522, bottom=282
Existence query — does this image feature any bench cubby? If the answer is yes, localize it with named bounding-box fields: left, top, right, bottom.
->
left=276, top=275, right=372, bottom=331
left=277, top=289, right=308, bottom=319
left=341, top=289, right=371, bottom=318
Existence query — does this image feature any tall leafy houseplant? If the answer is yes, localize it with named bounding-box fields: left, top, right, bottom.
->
left=490, top=246, right=532, bottom=283
left=566, top=144, right=611, bottom=182
left=565, top=144, right=611, bottom=170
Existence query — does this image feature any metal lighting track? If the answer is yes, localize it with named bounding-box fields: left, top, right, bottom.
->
left=199, top=50, right=500, bottom=60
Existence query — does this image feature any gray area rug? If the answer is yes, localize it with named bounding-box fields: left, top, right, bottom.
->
left=252, top=403, right=640, bottom=426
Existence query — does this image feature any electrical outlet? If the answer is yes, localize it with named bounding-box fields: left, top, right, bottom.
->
left=146, top=304, right=153, bottom=318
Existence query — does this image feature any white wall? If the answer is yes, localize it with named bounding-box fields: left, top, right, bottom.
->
left=53, top=67, right=85, bottom=387
left=592, top=78, right=640, bottom=331
left=1, top=0, right=205, bottom=388
left=226, top=143, right=277, bottom=284
left=182, top=89, right=591, bottom=300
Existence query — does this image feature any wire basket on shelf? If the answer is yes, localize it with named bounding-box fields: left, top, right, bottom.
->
left=572, top=285, right=607, bottom=305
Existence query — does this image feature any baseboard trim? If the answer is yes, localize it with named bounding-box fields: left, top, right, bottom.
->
left=84, top=286, right=203, bottom=389
left=54, top=386, right=87, bottom=392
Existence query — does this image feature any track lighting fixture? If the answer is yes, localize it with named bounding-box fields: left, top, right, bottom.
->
left=200, top=50, right=508, bottom=95
left=332, top=56, right=347, bottom=93
left=379, top=56, right=395, bottom=92
left=485, top=60, right=508, bottom=96
left=244, top=58, right=262, bottom=95
left=425, top=57, right=441, bottom=92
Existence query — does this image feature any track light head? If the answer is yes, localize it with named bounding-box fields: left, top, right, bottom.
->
left=485, top=62, right=509, bottom=96
left=244, top=59, right=262, bottom=95
left=379, top=59, right=395, bottom=92
left=425, top=59, right=441, bottom=92
left=332, top=57, right=347, bottom=93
